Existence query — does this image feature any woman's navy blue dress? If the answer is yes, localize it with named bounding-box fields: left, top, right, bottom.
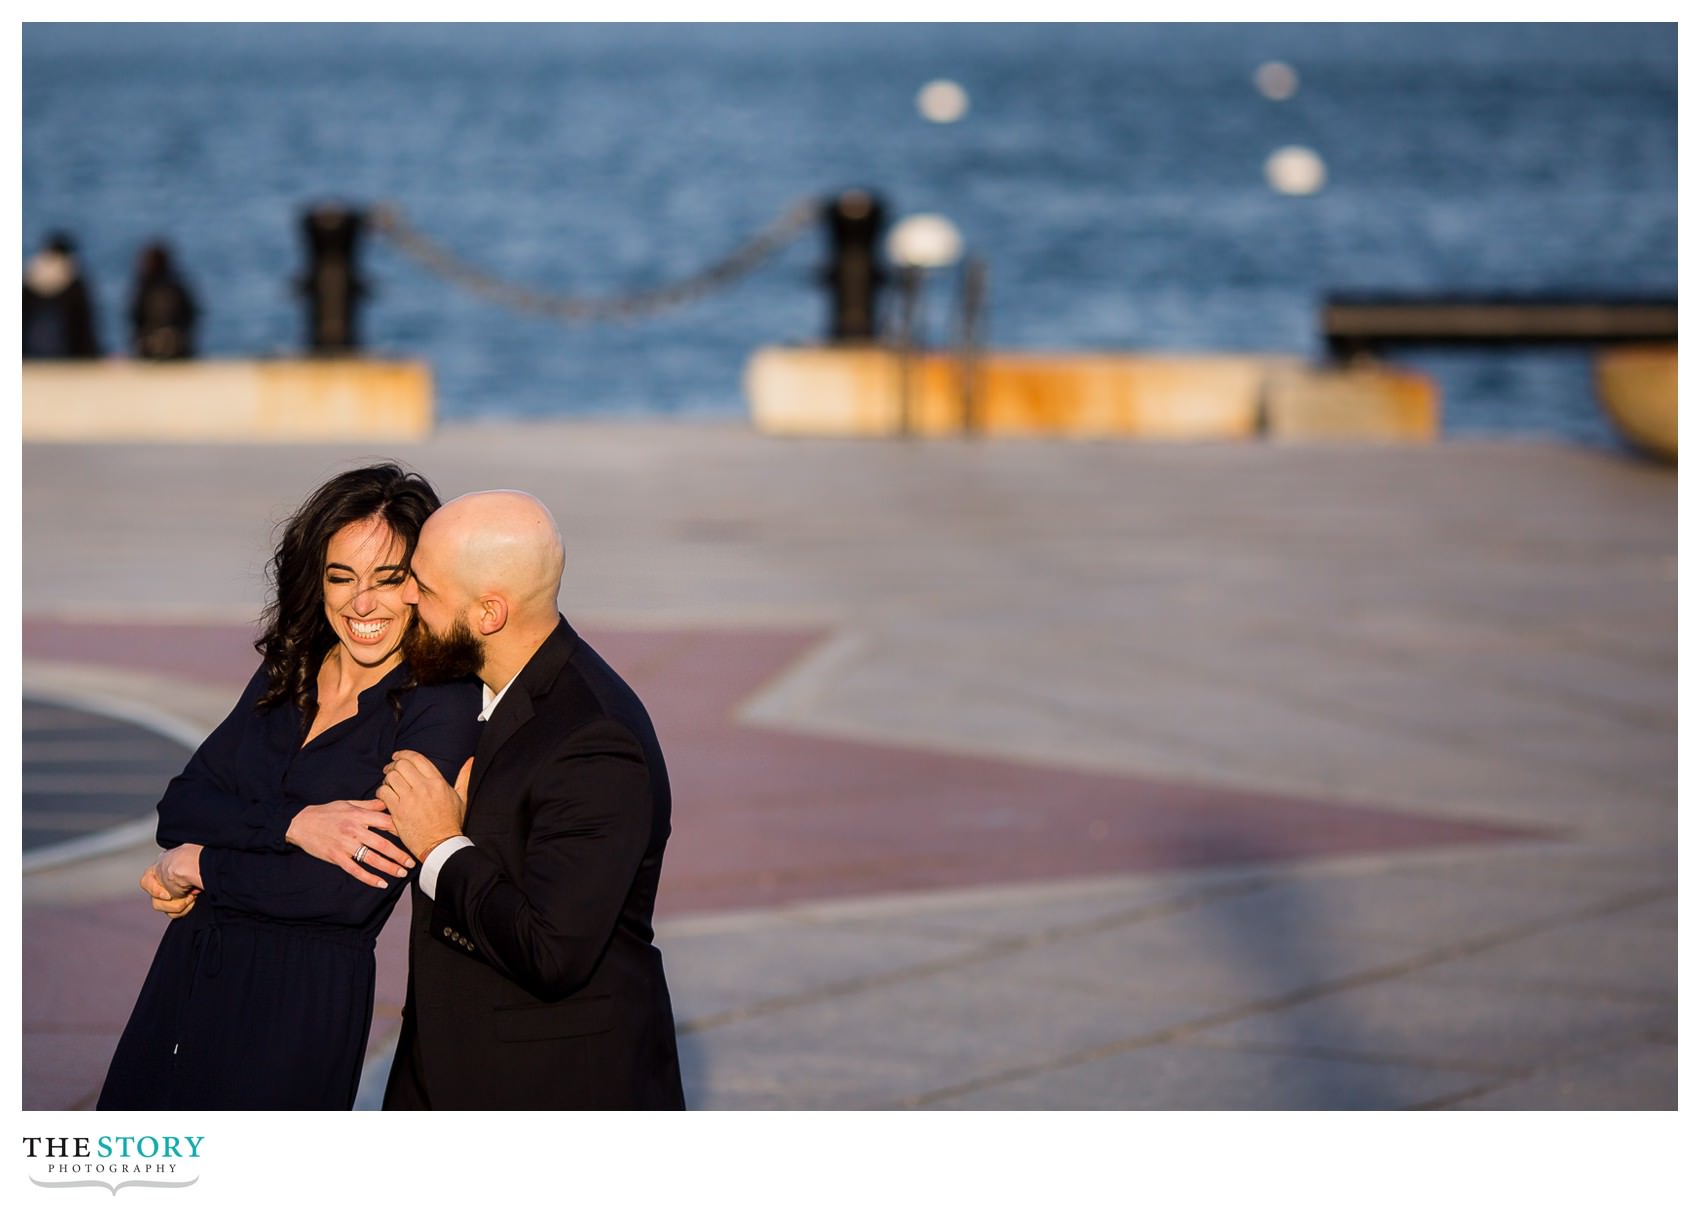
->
left=97, top=662, right=481, bottom=1110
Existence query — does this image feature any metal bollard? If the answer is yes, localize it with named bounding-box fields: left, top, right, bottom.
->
left=820, top=190, right=887, bottom=343
left=298, top=205, right=368, bottom=354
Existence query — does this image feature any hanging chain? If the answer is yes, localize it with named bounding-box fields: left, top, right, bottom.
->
left=367, top=196, right=822, bottom=323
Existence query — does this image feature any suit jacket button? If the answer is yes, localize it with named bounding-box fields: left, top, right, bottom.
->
left=442, top=927, right=452, bottom=938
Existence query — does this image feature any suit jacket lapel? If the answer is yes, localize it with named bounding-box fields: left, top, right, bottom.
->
left=468, top=691, right=532, bottom=804
left=467, top=616, right=578, bottom=805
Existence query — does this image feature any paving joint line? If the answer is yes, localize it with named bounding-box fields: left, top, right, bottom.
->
left=675, top=872, right=1280, bottom=1034
left=1405, top=1026, right=1678, bottom=1110
left=1412, top=975, right=1676, bottom=1008
left=886, top=881, right=1674, bottom=1109
left=1178, top=1035, right=1521, bottom=1079
left=1253, top=615, right=1676, bottom=734
left=1037, top=618, right=1672, bottom=799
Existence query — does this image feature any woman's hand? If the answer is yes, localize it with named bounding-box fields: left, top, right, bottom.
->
left=285, top=799, right=414, bottom=889
left=139, top=843, right=204, bottom=918
left=139, top=864, right=199, bottom=919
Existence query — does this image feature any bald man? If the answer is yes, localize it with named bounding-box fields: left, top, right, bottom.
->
left=376, top=491, right=685, bottom=1109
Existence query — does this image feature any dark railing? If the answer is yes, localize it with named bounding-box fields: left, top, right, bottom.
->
left=1323, top=293, right=1677, bottom=360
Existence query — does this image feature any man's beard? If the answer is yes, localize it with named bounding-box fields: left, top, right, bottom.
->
left=403, top=614, right=485, bottom=684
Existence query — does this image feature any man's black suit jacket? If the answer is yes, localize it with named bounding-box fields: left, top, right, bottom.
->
left=384, top=617, right=685, bottom=1109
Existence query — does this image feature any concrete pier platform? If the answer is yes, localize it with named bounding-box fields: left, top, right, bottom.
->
left=20, top=422, right=1676, bottom=1110
left=745, top=346, right=1440, bottom=440
left=21, top=358, right=434, bottom=442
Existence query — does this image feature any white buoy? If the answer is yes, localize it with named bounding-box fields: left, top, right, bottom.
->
left=917, top=79, right=970, bottom=124
left=887, top=214, right=964, bottom=269
left=1265, top=145, right=1327, bottom=196
left=1255, top=61, right=1300, bottom=101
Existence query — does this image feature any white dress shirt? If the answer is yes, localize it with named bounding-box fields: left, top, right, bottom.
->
left=417, top=673, right=516, bottom=899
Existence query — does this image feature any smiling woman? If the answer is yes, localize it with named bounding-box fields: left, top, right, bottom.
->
left=308, top=515, right=413, bottom=742
left=96, top=464, right=484, bottom=1111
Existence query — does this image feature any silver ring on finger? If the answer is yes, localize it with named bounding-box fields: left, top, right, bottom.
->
left=354, top=844, right=369, bottom=865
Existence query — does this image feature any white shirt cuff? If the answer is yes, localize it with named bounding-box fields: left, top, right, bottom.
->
left=419, top=836, right=474, bottom=900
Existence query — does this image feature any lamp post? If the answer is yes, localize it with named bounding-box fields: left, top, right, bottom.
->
left=958, top=256, right=987, bottom=435
left=885, top=214, right=963, bottom=436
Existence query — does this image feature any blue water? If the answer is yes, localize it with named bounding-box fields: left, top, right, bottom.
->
left=23, top=23, right=1677, bottom=446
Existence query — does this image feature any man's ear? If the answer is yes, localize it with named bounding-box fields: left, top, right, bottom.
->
left=475, top=595, right=509, bottom=636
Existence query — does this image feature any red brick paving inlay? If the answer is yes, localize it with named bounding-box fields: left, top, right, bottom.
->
left=25, top=617, right=1551, bottom=915
left=23, top=617, right=1552, bottom=1109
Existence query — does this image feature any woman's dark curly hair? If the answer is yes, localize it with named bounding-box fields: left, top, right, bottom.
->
left=254, top=463, right=441, bottom=724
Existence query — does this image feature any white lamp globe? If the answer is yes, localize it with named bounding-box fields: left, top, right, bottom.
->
left=887, top=214, right=965, bottom=269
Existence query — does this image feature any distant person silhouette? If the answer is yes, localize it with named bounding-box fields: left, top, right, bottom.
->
left=129, top=241, right=200, bottom=360
left=23, top=231, right=102, bottom=359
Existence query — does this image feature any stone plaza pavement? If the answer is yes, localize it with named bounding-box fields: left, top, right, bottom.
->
left=20, top=424, right=1677, bottom=1110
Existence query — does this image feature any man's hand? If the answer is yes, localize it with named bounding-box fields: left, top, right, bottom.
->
left=286, top=798, right=413, bottom=889
left=139, top=865, right=198, bottom=919
left=378, top=752, right=473, bottom=863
